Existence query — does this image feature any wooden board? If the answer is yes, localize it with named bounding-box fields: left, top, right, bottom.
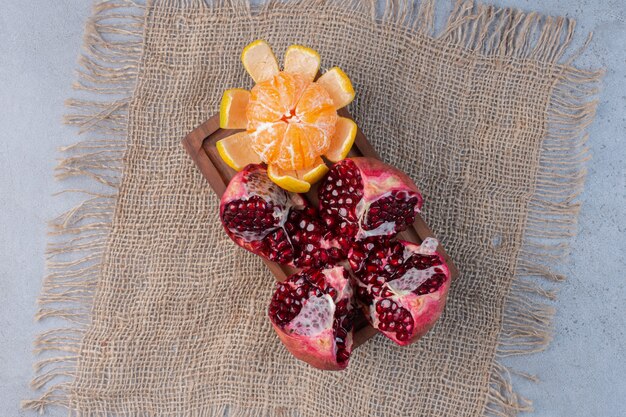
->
left=182, top=109, right=458, bottom=348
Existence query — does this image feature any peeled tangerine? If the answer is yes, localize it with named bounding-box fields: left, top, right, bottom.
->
left=217, top=40, right=358, bottom=193
left=268, top=266, right=355, bottom=370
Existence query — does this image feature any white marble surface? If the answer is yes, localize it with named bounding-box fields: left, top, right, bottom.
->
left=1, top=1, right=624, bottom=416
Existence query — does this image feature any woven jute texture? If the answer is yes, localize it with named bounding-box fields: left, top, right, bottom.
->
left=25, top=0, right=602, bottom=416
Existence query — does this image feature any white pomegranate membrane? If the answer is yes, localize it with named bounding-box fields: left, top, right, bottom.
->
left=318, top=158, right=423, bottom=250
left=268, top=266, right=355, bottom=370
left=348, top=237, right=450, bottom=345
left=220, top=164, right=343, bottom=268
left=219, top=158, right=450, bottom=369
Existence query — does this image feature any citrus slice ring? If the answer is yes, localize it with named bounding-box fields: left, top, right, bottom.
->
left=217, top=40, right=358, bottom=191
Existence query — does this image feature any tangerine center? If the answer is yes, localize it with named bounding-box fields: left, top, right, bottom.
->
left=246, top=72, right=338, bottom=171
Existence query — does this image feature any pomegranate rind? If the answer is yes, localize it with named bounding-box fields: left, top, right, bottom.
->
left=356, top=239, right=451, bottom=346
left=349, top=157, right=423, bottom=210
left=271, top=324, right=346, bottom=370
left=389, top=284, right=449, bottom=346
left=269, top=266, right=354, bottom=370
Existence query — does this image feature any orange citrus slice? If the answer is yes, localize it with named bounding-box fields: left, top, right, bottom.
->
left=241, top=40, right=279, bottom=83
left=216, top=131, right=262, bottom=171
left=325, top=117, right=357, bottom=162
left=267, top=158, right=329, bottom=193
left=219, top=88, right=250, bottom=129
left=316, top=67, right=355, bottom=109
left=284, top=45, right=320, bottom=82
left=246, top=72, right=338, bottom=171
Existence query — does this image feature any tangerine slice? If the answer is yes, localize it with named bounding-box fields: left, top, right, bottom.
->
left=267, top=158, right=329, bottom=193
left=219, top=88, right=250, bottom=129
left=324, top=117, right=357, bottom=162
left=284, top=45, right=321, bottom=82
left=241, top=40, right=279, bottom=83
left=249, top=122, right=287, bottom=163
left=216, top=131, right=262, bottom=171
left=296, top=83, right=337, bottom=133
left=273, top=123, right=326, bottom=171
left=316, top=67, right=355, bottom=109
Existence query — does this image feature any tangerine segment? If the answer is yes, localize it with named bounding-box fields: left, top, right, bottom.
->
left=247, top=73, right=308, bottom=129
left=241, top=40, right=280, bottom=83
left=267, top=158, right=329, bottom=193
left=316, top=67, right=355, bottom=109
left=249, top=122, right=287, bottom=163
left=273, top=124, right=326, bottom=171
left=324, top=117, right=357, bottom=162
left=296, top=83, right=337, bottom=133
left=219, top=89, right=250, bottom=129
left=216, top=131, right=262, bottom=171
left=284, top=45, right=321, bottom=82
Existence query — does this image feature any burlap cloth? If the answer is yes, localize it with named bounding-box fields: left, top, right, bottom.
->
left=25, top=0, right=602, bottom=416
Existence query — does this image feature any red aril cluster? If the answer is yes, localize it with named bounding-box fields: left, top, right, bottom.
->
left=348, top=237, right=450, bottom=345
left=220, top=164, right=343, bottom=268
left=219, top=158, right=450, bottom=370
left=319, top=158, right=423, bottom=245
left=268, top=266, right=355, bottom=370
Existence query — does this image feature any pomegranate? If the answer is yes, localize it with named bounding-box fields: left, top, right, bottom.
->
left=219, top=158, right=451, bottom=367
left=318, top=157, right=423, bottom=248
left=348, top=237, right=450, bottom=345
left=268, top=266, right=355, bottom=370
left=220, top=164, right=343, bottom=268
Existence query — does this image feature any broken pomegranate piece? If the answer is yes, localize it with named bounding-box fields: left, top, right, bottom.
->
left=220, top=164, right=343, bottom=268
left=318, top=157, right=423, bottom=249
left=349, top=237, right=450, bottom=345
left=268, top=266, right=355, bottom=370
left=220, top=164, right=303, bottom=265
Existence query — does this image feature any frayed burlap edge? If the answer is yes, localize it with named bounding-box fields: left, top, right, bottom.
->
left=23, top=0, right=602, bottom=416
left=22, top=0, right=145, bottom=412
left=442, top=4, right=603, bottom=416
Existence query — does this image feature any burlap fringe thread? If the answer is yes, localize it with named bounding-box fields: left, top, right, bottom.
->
left=23, top=0, right=602, bottom=416
left=21, top=0, right=144, bottom=413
